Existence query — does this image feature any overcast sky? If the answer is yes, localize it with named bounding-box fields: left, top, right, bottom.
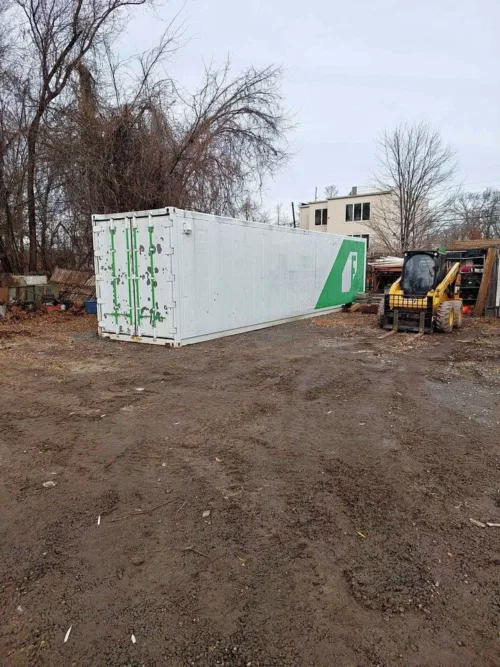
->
left=118, top=0, right=500, bottom=209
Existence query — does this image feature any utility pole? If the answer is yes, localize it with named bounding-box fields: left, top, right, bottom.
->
left=291, top=202, right=296, bottom=228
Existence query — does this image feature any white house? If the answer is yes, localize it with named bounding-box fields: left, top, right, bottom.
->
left=299, top=187, right=392, bottom=252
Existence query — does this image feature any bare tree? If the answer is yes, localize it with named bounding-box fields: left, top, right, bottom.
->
left=450, top=188, right=500, bottom=240
left=0, top=75, right=29, bottom=273
left=324, top=184, right=338, bottom=198
left=273, top=202, right=293, bottom=227
left=165, top=62, right=289, bottom=216
left=0, top=6, right=290, bottom=272
left=238, top=196, right=267, bottom=222
left=0, top=2, right=30, bottom=273
left=370, top=122, right=457, bottom=254
left=15, top=0, right=152, bottom=271
left=275, top=203, right=284, bottom=225
left=0, top=0, right=9, bottom=61
left=41, top=56, right=289, bottom=269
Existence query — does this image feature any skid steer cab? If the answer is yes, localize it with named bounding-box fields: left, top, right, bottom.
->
left=378, top=250, right=463, bottom=334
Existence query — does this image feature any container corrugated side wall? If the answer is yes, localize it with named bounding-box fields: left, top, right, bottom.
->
left=174, top=211, right=365, bottom=344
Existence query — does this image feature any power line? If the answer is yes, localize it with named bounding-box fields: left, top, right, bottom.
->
left=453, top=179, right=500, bottom=187
left=422, top=180, right=500, bottom=195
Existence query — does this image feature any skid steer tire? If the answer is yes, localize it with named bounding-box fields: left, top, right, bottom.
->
left=453, top=300, right=464, bottom=329
left=435, top=301, right=455, bottom=333
left=377, top=298, right=386, bottom=328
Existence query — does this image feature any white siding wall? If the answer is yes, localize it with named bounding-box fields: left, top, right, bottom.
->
left=300, top=193, right=393, bottom=247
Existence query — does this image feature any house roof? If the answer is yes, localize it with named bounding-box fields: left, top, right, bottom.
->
left=299, top=190, right=391, bottom=207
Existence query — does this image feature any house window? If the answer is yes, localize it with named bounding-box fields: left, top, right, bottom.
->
left=315, top=208, right=327, bottom=226
left=349, top=233, right=370, bottom=248
left=345, top=202, right=371, bottom=222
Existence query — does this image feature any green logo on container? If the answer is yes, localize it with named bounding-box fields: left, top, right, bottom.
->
left=315, top=239, right=365, bottom=309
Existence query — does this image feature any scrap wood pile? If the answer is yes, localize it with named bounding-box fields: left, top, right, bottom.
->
left=50, top=267, right=95, bottom=305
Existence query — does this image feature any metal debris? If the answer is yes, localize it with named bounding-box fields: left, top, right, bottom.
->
left=64, top=626, right=72, bottom=643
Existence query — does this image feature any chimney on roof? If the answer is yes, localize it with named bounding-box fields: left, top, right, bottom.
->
left=350, top=186, right=358, bottom=196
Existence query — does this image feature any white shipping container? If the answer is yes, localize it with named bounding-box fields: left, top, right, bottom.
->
left=92, top=208, right=366, bottom=346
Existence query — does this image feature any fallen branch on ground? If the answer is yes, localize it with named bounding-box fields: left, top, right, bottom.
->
left=182, top=545, right=208, bottom=558
left=111, top=497, right=174, bottom=523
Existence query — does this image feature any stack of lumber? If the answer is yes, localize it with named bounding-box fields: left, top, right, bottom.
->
left=369, top=256, right=404, bottom=268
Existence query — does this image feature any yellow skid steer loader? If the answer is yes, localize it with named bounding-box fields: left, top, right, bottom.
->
left=378, top=251, right=463, bottom=334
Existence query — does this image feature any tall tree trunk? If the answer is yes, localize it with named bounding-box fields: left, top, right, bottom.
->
left=0, top=235, right=14, bottom=273
left=40, top=214, right=47, bottom=272
left=26, top=112, right=43, bottom=273
left=0, top=148, right=20, bottom=273
left=27, top=126, right=38, bottom=272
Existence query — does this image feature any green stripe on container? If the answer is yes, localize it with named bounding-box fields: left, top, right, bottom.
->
left=148, top=227, right=157, bottom=326
left=132, top=227, right=141, bottom=324
left=125, top=229, right=133, bottom=325
left=109, top=228, right=119, bottom=324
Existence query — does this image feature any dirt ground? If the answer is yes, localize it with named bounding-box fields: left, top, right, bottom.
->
left=1, top=311, right=500, bottom=667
